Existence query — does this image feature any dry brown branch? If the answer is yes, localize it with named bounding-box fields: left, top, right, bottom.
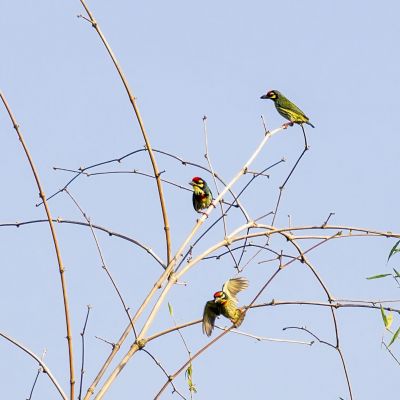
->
left=93, top=218, right=400, bottom=398
left=154, top=328, right=232, bottom=399
left=78, top=0, right=172, bottom=265
left=0, top=91, right=75, bottom=399
left=91, top=125, right=285, bottom=398
left=152, top=231, right=351, bottom=398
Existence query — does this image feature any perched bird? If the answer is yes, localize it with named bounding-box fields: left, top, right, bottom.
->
left=202, top=277, right=249, bottom=336
left=189, top=176, right=213, bottom=212
left=260, top=90, right=315, bottom=128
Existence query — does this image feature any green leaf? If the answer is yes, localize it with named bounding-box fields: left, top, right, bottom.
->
left=388, top=326, right=400, bottom=347
left=388, top=240, right=400, bottom=262
left=381, top=305, right=388, bottom=328
left=185, top=363, right=197, bottom=393
left=168, top=302, right=174, bottom=317
left=185, top=363, right=192, bottom=380
left=386, top=313, right=394, bottom=330
left=366, top=273, right=391, bottom=280
left=380, top=306, right=394, bottom=330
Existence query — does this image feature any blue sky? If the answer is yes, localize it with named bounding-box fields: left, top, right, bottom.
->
left=1, top=1, right=400, bottom=399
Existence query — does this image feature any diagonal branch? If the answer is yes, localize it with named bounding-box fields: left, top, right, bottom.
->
left=85, top=126, right=285, bottom=399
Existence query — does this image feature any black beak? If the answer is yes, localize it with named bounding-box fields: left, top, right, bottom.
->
left=260, top=94, right=269, bottom=99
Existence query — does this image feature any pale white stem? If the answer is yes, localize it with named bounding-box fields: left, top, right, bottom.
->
left=0, top=331, right=67, bottom=399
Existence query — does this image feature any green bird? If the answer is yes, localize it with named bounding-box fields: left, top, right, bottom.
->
left=202, top=277, right=249, bottom=336
left=189, top=176, right=213, bottom=212
left=260, top=90, right=315, bottom=128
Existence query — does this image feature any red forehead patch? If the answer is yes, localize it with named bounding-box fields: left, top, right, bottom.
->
left=213, top=291, right=223, bottom=298
left=192, top=176, right=202, bottom=182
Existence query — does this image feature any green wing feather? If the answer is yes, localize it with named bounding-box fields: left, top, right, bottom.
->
left=275, top=94, right=314, bottom=126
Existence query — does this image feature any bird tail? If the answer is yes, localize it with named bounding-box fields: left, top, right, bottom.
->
left=232, top=309, right=246, bottom=328
left=305, top=121, right=315, bottom=128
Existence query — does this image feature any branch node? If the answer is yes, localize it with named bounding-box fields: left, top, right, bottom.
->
left=136, top=339, right=148, bottom=349
left=224, top=236, right=233, bottom=246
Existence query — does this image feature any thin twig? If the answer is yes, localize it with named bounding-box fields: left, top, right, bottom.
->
left=382, top=340, right=400, bottom=366
left=26, top=349, right=47, bottom=400
left=203, top=115, right=239, bottom=270
left=283, top=325, right=352, bottom=399
left=54, top=166, right=237, bottom=208
left=0, top=218, right=165, bottom=269
left=271, top=124, right=309, bottom=226
left=64, top=189, right=137, bottom=338
left=154, top=328, right=232, bottom=399
left=214, top=325, right=313, bottom=345
left=141, top=349, right=187, bottom=400
left=283, top=326, right=335, bottom=348
left=48, top=146, right=249, bottom=219
left=283, top=233, right=353, bottom=400
left=78, top=306, right=92, bottom=400
left=243, top=124, right=309, bottom=268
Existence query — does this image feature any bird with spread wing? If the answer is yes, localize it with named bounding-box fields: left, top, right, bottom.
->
left=202, top=277, right=249, bottom=336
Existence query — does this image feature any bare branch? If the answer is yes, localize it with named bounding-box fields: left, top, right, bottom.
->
left=0, top=91, right=75, bottom=399
left=214, top=326, right=313, bottom=345
left=0, top=331, right=67, bottom=399
left=64, top=189, right=138, bottom=338
left=26, top=349, right=47, bottom=400
left=78, top=0, right=172, bottom=266
left=0, top=218, right=165, bottom=269
left=202, top=115, right=239, bottom=270
left=78, top=306, right=92, bottom=400
left=141, top=349, right=187, bottom=400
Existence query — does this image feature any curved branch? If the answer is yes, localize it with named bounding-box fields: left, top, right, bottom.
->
left=282, top=234, right=353, bottom=400
left=78, top=0, right=172, bottom=265
left=0, top=331, right=67, bottom=400
left=0, top=91, right=75, bottom=399
left=0, top=218, right=165, bottom=269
